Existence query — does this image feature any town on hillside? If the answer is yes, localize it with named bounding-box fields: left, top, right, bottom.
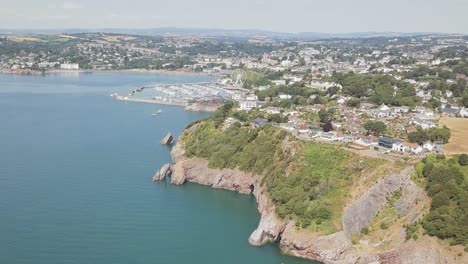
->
left=1, top=33, right=468, bottom=157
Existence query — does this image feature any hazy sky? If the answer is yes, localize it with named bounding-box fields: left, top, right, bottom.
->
left=1, top=0, right=467, bottom=33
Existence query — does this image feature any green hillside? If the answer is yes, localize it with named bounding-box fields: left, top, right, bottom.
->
left=182, top=114, right=399, bottom=234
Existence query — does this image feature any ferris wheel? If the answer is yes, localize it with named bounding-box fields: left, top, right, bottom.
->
left=230, top=69, right=246, bottom=86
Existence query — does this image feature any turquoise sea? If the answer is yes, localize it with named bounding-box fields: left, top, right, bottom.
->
left=0, top=72, right=316, bottom=264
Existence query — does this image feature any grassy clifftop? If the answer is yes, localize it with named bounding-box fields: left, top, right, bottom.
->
left=181, top=117, right=400, bottom=234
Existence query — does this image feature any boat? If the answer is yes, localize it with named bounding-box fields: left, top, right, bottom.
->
left=151, top=109, right=162, bottom=116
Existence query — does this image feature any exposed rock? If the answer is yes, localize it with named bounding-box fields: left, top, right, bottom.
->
left=168, top=157, right=255, bottom=193
left=378, top=236, right=451, bottom=264
left=152, top=163, right=172, bottom=181
left=249, top=206, right=285, bottom=246
left=171, top=137, right=186, bottom=163
left=157, top=136, right=463, bottom=264
left=171, top=161, right=186, bottom=185
left=342, top=173, right=405, bottom=236
left=394, top=175, right=429, bottom=224
left=161, top=132, right=174, bottom=145
left=280, top=230, right=378, bottom=264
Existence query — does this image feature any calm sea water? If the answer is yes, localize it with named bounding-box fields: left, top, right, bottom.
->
left=0, top=72, right=316, bottom=264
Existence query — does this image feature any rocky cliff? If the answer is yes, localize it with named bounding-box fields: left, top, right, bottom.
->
left=154, top=139, right=465, bottom=264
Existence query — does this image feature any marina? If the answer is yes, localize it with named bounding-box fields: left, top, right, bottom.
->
left=112, top=81, right=250, bottom=111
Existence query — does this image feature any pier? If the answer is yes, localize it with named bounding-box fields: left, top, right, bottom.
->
left=112, top=81, right=247, bottom=110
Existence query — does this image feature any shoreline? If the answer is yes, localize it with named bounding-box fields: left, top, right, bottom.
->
left=112, top=95, right=220, bottom=112
left=0, top=68, right=220, bottom=77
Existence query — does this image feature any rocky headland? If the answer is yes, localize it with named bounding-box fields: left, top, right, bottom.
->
left=153, top=133, right=467, bottom=264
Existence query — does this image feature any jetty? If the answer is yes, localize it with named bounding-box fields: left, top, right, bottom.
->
left=111, top=81, right=247, bottom=110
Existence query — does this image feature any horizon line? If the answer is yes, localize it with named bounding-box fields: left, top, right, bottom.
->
left=0, top=27, right=466, bottom=36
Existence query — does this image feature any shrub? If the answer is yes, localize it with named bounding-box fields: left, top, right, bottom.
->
left=380, top=222, right=389, bottom=230
left=361, top=227, right=369, bottom=235
left=459, top=154, right=468, bottom=166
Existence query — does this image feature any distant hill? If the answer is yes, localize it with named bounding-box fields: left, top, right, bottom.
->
left=0, top=27, right=455, bottom=40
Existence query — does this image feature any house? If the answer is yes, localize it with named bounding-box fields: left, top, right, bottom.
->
left=423, top=141, right=434, bottom=152
left=378, top=137, right=401, bottom=149
left=460, top=108, right=468, bottom=118
left=310, top=80, right=342, bottom=91
left=442, top=106, right=460, bottom=117
left=253, top=117, right=269, bottom=128
left=411, top=118, right=436, bottom=129
left=278, top=94, right=292, bottom=100
left=272, top=80, right=286, bottom=85
left=393, top=142, right=423, bottom=154
left=413, top=107, right=435, bottom=118
left=433, top=144, right=444, bottom=154
left=379, top=104, right=390, bottom=111
left=239, top=95, right=259, bottom=110
left=60, top=63, right=79, bottom=70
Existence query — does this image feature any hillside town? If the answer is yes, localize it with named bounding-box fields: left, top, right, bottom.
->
left=2, top=32, right=467, bottom=158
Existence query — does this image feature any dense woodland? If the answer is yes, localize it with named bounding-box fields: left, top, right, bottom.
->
left=413, top=154, right=468, bottom=246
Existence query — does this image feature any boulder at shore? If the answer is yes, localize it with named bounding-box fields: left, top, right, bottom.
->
left=152, top=163, right=172, bottom=181
left=161, top=132, right=174, bottom=145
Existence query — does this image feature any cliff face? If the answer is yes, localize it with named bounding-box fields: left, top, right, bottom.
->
left=155, top=139, right=463, bottom=264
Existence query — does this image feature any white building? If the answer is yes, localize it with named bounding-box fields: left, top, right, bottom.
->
left=411, top=118, right=436, bottom=129
left=239, top=95, right=259, bottom=110
left=60, top=63, right=79, bottom=70
left=392, top=142, right=423, bottom=154
left=278, top=94, right=292, bottom=100
left=310, top=80, right=342, bottom=91
left=460, top=108, right=468, bottom=118
left=272, top=80, right=286, bottom=86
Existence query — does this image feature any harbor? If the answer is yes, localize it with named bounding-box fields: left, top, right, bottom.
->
left=111, top=81, right=250, bottom=112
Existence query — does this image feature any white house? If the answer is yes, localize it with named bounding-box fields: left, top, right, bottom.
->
left=278, top=94, right=292, bottom=100
left=272, top=80, right=286, bottom=85
left=392, top=142, right=423, bottom=154
left=411, top=118, right=436, bottom=129
left=60, top=63, right=79, bottom=70
left=239, top=95, right=259, bottom=110
left=423, top=141, right=435, bottom=152
left=310, top=80, right=342, bottom=92
left=460, top=108, right=468, bottom=118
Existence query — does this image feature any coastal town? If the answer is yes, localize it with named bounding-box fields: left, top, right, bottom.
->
left=3, top=0, right=468, bottom=261
left=2, top=32, right=468, bottom=159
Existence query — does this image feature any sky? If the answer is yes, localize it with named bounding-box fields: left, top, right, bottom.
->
left=1, top=0, right=467, bottom=33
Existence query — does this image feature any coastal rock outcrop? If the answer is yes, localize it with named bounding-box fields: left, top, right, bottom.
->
left=161, top=132, right=174, bottom=145
left=157, top=137, right=464, bottom=264
left=342, top=173, right=405, bottom=236
left=152, top=163, right=172, bottom=181
left=342, top=167, right=427, bottom=237
left=168, top=156, right=255, bottom=193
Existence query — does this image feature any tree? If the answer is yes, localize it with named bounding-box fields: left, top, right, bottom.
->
left=462, top=92, right=468, bottom=108
left=346, top=98, right=361, bottom=108
left=408, top=130, right=429, bottom=145
left=363, top=120, right=387, bottom=135
left=427, top=126, right=451, bottom=144
left=267, top=113, right=287, bottom=123
left=322, top=121, right=333, bottom=132
left=318, top=109, right=330, bottom=123
left=459, top=154, right=468, bottom=166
